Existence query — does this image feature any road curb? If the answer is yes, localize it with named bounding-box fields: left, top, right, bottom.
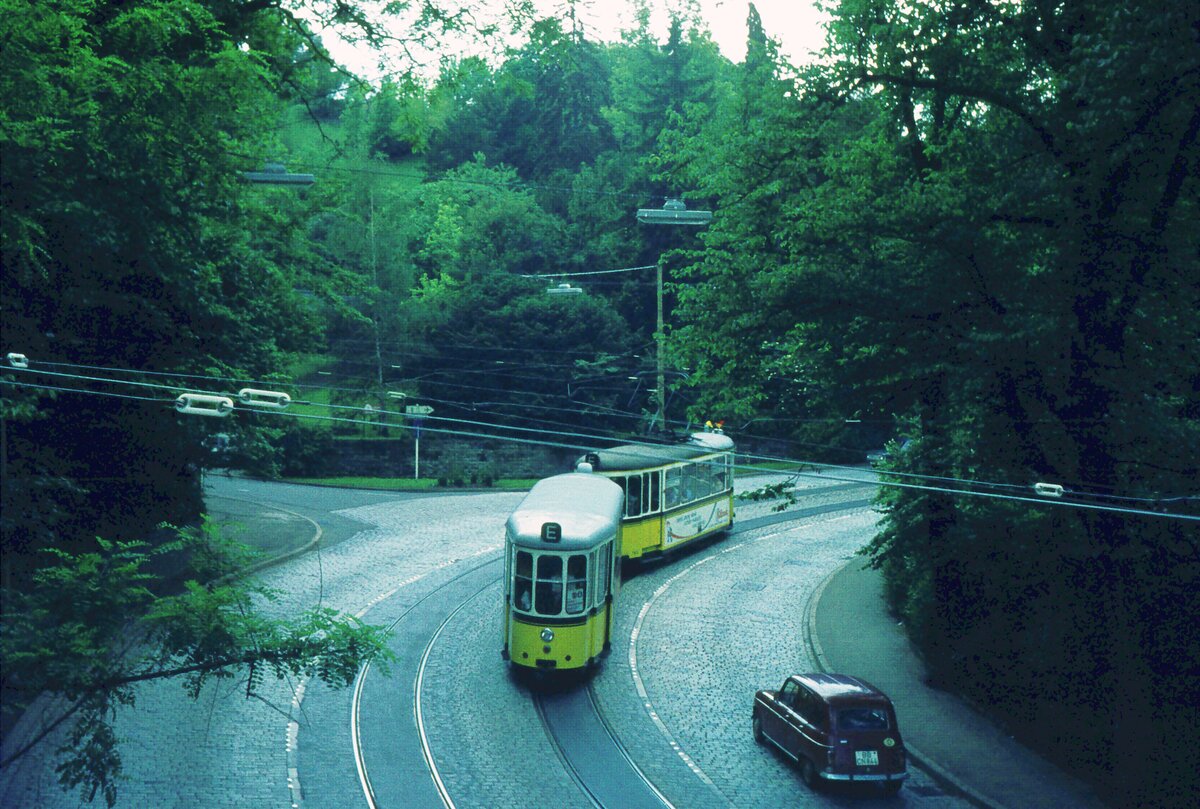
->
left=207, top=495, right=322, bottom=583
left=801, top=559, right=1007, bottom=809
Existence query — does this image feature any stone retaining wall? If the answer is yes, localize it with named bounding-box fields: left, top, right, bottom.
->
left=323, top=437, right=576, bottom=481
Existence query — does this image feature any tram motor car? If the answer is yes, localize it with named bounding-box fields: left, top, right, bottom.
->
left=502, top=472, right=623, bottom=674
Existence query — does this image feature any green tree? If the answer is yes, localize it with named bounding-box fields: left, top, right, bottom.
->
left=0, top=0, right=404, bottom=802
left=413, top=272, right=638, bottom=434
left=398, top=159, right=568, bottom=284
left=0, top=524, right=392, bottom=806
left=567, top=13, right=730, bottom=369
left=663, top=1, right=1200, bottom=802
left=0, top=0, right=319, bottom=568
left=426, top=18, right=616, bottom=181
left=661, top=5, right=873, bottom=451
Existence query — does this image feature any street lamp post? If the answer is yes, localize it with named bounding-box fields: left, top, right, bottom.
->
left=635, top=199, right=712, bottom=430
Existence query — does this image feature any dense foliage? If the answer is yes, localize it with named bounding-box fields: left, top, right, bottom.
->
left=0, top=0, right=398, bottom=802
left=1, top=0, right=1196, bottom=805
left=662, top=2, right=1199, bottom=804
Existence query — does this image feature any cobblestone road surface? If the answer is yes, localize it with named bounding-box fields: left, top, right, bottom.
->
left=1, top=469, right=966, bottom=809
left=0, top=488, right=523, bottom=809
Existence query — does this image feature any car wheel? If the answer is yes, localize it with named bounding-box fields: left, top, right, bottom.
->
left=752, top=714, right=764, bottom=743
left=799, top=757, right=819, bottom=790
left=881, top=780, right=903, bottom=797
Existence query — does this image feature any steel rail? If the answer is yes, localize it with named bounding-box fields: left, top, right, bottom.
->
left=532, top=694, right=607, bottom=809
left=531, top=494, right=877, bottom=809
left=351, top=490, right=875, bottom=809
left=414, top=571, right=501, bottom=809
left=350, top=554, right=503, bottom=809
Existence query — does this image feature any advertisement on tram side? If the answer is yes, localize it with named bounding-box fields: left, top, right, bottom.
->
left=664, top=499, right=731, bottom=547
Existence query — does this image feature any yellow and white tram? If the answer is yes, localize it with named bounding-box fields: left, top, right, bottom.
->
left=581, top=430, right=735, bottom=562
left=502, top=472, right=623, bottom=673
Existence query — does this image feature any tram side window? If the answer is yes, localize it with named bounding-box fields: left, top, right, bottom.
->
left=685, top=461, right=715, bottom=501
left=589, top=548, right=599, bottom=607
left=566, top=555, right=587, bottom=614
left=535, top=555, right=563, bottom=615
left=664, top=467, right=682, bottom=509
left=700, top=461, right=717, bottom=498
left=598, top=543, right=611, bottom=599
left=681, top=463, right=699, bottom=503
left=626, top=474, right=643, bottom=517
left=714, top=455, right=729, bottom=491
left=650, top=471, right=660, bottom=512
left=514, top=551, right=533, bottom=611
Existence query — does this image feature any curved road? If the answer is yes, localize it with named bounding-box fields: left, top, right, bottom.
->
left=0, top=471, right=967, bottom=809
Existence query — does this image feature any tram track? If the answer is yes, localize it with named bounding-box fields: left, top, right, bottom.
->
left=534, top=684, right=675, bottom=809
left=528, top=494, right=877, bottom=809
left=414, top=572, right=501, bottom=809
left=348, top=489, right=876, bottom=809
left=350, top=553, right=504, bottom=809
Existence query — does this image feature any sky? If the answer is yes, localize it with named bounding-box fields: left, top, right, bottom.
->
left=317, top=0, right=831, bottom=82
left=563, top=0, right=831, bottom=64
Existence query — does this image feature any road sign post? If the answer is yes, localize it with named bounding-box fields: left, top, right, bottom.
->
left=412, top=418, right=423, bottom=479
left=404, top=405, right=434, bottom=479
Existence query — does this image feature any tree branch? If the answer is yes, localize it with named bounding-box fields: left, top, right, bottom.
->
left=1151, top=101, right=1200, bottom=239
left=857, top=70, right=1062, bottom=160
left=0, top=697, right=85, bottom=770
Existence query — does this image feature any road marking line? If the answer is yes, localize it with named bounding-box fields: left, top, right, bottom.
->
left=627, top=519, right=846, bottom=797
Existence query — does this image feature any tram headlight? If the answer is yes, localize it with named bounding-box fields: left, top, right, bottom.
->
left=540, top=628, right=554, bottom=643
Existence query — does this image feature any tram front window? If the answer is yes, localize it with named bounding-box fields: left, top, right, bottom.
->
left=514, top=551, right=533, bottom=611
left=535, top=555, right=563, bottom=615
left=566, top=555, right=587, bottom=614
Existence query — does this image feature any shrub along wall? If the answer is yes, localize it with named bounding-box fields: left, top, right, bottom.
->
left=321, top=437, right=576, bottom=481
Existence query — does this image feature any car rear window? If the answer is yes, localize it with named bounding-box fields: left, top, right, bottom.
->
left=837, top=707, right=889, bottom=730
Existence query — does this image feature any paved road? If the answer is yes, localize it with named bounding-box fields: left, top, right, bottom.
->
left=1, top=473, right=950, bottom=809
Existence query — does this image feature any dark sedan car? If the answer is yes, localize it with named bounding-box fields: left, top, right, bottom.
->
left=752, top=673, right=908, bottom=794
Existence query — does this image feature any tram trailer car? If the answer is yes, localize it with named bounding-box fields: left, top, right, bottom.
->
left=580, top=431, right=735, bottom=562
left=503, top=473, right=623, bottom=673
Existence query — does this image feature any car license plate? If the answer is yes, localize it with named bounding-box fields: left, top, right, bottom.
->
left=855, top=750, right=879, bottom=766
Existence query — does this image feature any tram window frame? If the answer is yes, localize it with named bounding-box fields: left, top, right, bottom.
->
left=514, top=550, right=533, bottom=611
left=534, top=554, right=564, bottom=615
left=664, top=466, right=682, bottom=509
left=626, top=473, right=643, bottom=517
left=612, top=475, right=627, bottom=506
left=565, top=554, right=587, bottom=615
left=649, top=470, right=661, bottom=512
left=599, top=542, right=611, bottom=599
left=681, top=463, right=698, bottom=503
left=589, top=548, right=598, bottom=609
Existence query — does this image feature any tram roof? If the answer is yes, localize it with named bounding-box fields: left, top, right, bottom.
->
left=507, top=473, right=623, bottom=551
left=581, top=432, right=735, bottom=473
